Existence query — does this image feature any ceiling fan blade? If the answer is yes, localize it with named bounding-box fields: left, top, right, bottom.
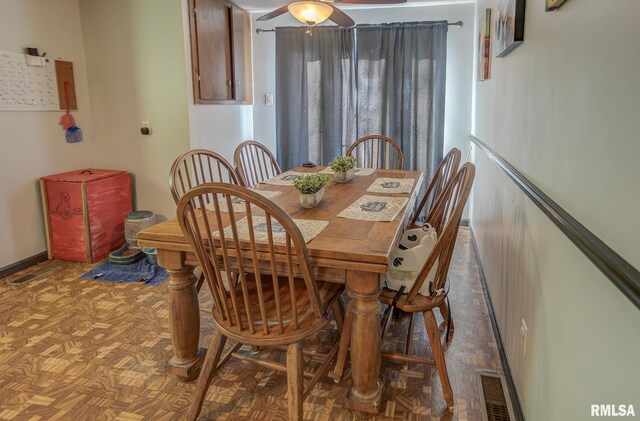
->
left=340, top=0, right=407, bottom=3
left=328, top=4, right=355, bottom=27
left=257, top=4, right=290, bottom=21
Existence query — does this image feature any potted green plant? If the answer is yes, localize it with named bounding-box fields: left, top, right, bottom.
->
left=329, top=156, right=357, bottom=183
left=293, top=174, right=331, bottom=208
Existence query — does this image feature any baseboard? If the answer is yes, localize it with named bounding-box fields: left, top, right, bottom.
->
left=468, top=226, right=526, bottom=421
left=0, top=252, right=48, bottom=280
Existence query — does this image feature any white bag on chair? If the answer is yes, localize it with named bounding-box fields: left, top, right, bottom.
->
left=385, top=224, right=438, bottom=296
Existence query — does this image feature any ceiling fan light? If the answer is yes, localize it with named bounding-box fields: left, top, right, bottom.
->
left=287, top=1, right=333, bottom=26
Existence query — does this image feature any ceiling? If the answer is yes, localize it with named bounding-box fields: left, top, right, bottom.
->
left=235, top=0, right=473, bottom=13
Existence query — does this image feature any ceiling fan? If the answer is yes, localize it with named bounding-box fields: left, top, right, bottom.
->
left=257, top=0, right=407, bottom=32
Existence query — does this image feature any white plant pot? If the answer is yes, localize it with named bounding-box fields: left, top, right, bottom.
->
left=334, top=169, right=355, bottom=183
left=299, top=188, right=324, bottom=208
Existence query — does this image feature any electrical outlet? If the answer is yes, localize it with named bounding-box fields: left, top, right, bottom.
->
left=520, top=319, right=528, bottom=357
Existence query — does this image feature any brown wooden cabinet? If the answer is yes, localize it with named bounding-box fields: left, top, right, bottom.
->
left=188, top=0, right=253, bottom=104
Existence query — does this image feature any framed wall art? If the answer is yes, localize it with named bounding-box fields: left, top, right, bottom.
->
left=495, top=0, right=525, bottom=57
left=478, top=8, right=491, bottom=81
left=546, top=0, right=568, bottom=11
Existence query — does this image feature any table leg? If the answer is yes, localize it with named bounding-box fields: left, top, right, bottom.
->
left=159, top=249, right=206, bottom=382
left=345, top=270, right=383, bottom=414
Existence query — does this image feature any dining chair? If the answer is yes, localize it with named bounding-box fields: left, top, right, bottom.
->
left=346, top=135, right=403, bottom=170
left=377, top=163, right=475, bottom=409
left=234, top=140, right=282, bottom=187
left=411, top=148, right=462, bottom=225
left=333, top=163, right=475, bottom=404
left=411, top=148, right=461, bottom=336
left=169, top=149, right=239, bottom=204
left=332, top=149, right=461, bottom=384
left=169, top=149, right=240, bottom=298
left=177, top=183, right=345, bottom=421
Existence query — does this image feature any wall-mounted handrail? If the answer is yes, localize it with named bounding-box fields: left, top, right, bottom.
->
left=470, top=135, right=640, bottom=310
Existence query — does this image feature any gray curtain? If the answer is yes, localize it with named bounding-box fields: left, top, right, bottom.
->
left=276, top=26, right=356, bottom=170
left=356, top=22, right=447, bottom=180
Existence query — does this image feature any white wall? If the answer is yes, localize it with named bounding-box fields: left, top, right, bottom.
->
left=79, top=0, right=191, bottom=219
left=180, top=0, right=254, bottom=165
left=0, top=0, right=95, bottom=267
left=0, top=0, right=255, bottom=267
left=251, top=2, right=476, bottom=164
left=470, top=0, right=640, bottom=419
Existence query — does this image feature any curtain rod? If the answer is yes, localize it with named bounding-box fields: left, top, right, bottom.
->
left=256, top=21, right=463, bottom=34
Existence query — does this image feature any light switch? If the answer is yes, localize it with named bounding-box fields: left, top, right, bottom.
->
left=25, top=55, right=44, bottom=66
left=265, top=93, right=274, bottom=106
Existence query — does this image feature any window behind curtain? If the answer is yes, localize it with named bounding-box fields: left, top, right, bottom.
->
left=275, top=22, right=447, bottom=180
left=275, top=26, right=356, bottom=171
left=356, top=22, right=448, bottom=181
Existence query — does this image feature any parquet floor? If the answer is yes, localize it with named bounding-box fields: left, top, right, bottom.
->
left=0, top=228, right=502, bottom=420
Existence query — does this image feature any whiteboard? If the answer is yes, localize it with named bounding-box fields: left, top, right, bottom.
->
left=0, top=51, right=60, bottom=111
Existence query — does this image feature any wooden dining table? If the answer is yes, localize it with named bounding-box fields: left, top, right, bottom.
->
left=137, top=166, right=423, bottom=414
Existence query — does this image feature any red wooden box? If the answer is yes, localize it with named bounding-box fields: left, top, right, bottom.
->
left=40, top=169, right=133, bottom=263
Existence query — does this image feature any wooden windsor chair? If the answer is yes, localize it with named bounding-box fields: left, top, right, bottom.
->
left=169, top=149, right=239, bottom=203
left=408, top=148, right=461, bottom=335
left=177, top=183, right=345, bottom=421
left=377, top=163, right=475, bottom=409
left=332, top=149, right=462, bottom=384
left=411, top=148, right=461, bottom=226
left=234, top=140, right=282, bottom=187
left=169, top=149, right=240, bottom=297
left=346, top=135, right=404, bottom=170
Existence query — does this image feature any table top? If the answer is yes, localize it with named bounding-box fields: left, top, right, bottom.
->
left=138, top=167, right=423, bottom=273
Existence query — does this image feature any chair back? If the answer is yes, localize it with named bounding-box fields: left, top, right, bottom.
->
left=346, top=135, right=403, bottom=170
left=176, top=183, right=325, bottom=337
left=170, top=149, right=238, bottom=204
left=234, top=141, right=282, bottom=187
left=407, top=163, right=475, bottom=302
left=411, top=148, right=461, bottom=224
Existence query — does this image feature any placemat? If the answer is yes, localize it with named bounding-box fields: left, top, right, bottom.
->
left=338, top=195, right=409, bottom=222
left=319, top=167, right=376, bottom=176
left=205, top=190, right=282, bottom=213
left=262, top=171, right=307, bottom=185
left=215, top=216, right=328, bottom=243
left=366, top=177, right=415, bottom=194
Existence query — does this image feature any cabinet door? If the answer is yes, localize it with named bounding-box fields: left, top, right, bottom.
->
left=191, top=0, right=233, bottom=101
left=231, top=5, right=252, bottom=103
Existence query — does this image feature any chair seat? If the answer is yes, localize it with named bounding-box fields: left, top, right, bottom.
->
left=379, top=287, right=446, bottom=313
left=213, top=274, right=344, bottom=345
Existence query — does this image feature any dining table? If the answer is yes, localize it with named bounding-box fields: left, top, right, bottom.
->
left=137, top=165, right=423, bottom=414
